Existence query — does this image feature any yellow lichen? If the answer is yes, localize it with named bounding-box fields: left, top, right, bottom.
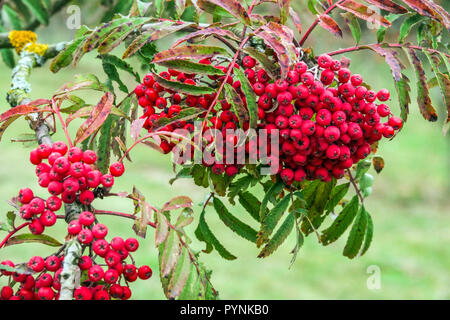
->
left=8, top=30, right=48, bottom=56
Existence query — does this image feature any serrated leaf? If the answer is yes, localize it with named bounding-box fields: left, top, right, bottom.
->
left=97, top=18, right=150, bottom=55
left=152, top=107, right=206, bottom=131
left=365, top=44, right=404, bottom=81
left=0, top=102, right=51, bottom=123
left=66, top=105, right=129, bottom=126
left=171, top=27, right=240, bottom=48
left=399, top=14, right=426, bottom=43
left=238, top=191, right=261, bottom=222
left=167, top=246, right=191, bottom=299
left=162, top=196, right=193, bottom=212
left=424, top=51, right=450, bottom=134
left=74, top=92, right=114, bottom=145
left=234, top=68, right=258, bottom=128
left=402, top=0, right=447, bottom=27
left=257, top=194, right=290, bottom=247
left=209, top=173, right=233, bottom=197
left=258, top=211, right=294, bottom=258
left=5, top=233, right=62, bottom=247
left=160, top=230, right=182, bottom=277
left=259, top=180, right=285, bottom=221
left=224, top=83, right=248, bottom=128
left=213, top=197, right=257, bottom=243
left=364, top=0, right=408, bottom=14
left=343, top=206, right=368, bottom=259
left=96, top=115, right=113, bottom=173
left=197, top=0, right=251, bottom=25
left=100, top=54, right=141, bottom=83
left=196, top=206, right=237, bottom=260
left=152, top=73, right=215, bottom=96
left=155, top=60, right=226, bottom=76
left=321, top=195, right=359, bottom=245
left=395, top=73, right=411, bottom=123
left=153, top=45, right=230, bottom=63
left=325, top=182, right=350, bottom=213
left=377, top=13, right=401, bottom=43
left=406, top=48, right=438, bottom=122
left=336, top=0, right=391, bottom=27
left=360, top=208, right=374, bottom=256
left=341, top=12, right=361, bottom=44
left=319, top=14, right=343, bottom=38
left=155, top=211, right=170, bottom=246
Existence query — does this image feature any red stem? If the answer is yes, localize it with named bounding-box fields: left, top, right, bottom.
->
left=299, top=0, right=345, bottom=46
left=51, top=99, right=73, bottom=148
left=94, top=210, right=157, bottom=228
left=0, top=222, right=31, bottom=249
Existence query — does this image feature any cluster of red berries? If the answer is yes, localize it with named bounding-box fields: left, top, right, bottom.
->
left=134, top=59, right=250, bottom=177
left=134, top=52, right=402, bottom=183
left=19, top=141, right=124, bottom=235
left=250, top=54, right=403, bottom=183
left=0, top=141, right=153, bottom=300
left=1, top=226, right=152, bottom=300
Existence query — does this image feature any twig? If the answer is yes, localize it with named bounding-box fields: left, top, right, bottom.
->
left=346, top=169, right=364, bottom=203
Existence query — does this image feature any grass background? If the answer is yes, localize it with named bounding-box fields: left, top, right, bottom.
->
left=0, top=4, right=449, bottom=299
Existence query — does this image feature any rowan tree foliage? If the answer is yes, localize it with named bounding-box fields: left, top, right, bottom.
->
left=0, top=0, right=448, bottom=300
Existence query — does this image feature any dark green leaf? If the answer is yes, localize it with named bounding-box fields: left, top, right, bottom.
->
left=152, top=73, right=215, bottom=95
left=258, top=212, right=295, bottom=258
left=5, top=233, right=62, bottom=247
left=343, top=206, right=368, bottom=259
left=259, top=180, right=285, bottom=221
left=156, top=59, right=225, bottom=76
left=257, top=194, right=290, bottom=247
left=238, top=191, right=261, bottom=222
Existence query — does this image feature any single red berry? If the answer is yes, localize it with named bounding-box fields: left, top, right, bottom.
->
left=18, top=188, right=34, bottom=204
left=79, top=190, right=94, bottom=205
left=1, top=286, right=14, bottom=300
left=77, top=228, right=94, bottom=244
left=388, top=116, right=402, bottom=130
left=93, top=239, right=110, bottom=257
left=109, top=162, right=125, bottom=177
left=82, top=150, right=97, bottom=164
left=110, top=237, right=125, bottom=251
left=68, top=220, right=82, bottom=235
left=29, top=256, right=45, bottom=272
left=79, top=211, right=95, bottom=226
left=74, top=286, right=93, bottom=300
left=78, top=256, right=92, bottom=270
left=52, top=141, right=68, bottom=156
left=40, top=210, right=57, bottom=227
left=377, top=88, right=390, bottom=101
left=125, top=238, right=139, bottom=252
left=138, top=265, right=153, bottom=280
left=92, top=223, right=108, bottom=239
left=104, top=269, right=119, bottom=284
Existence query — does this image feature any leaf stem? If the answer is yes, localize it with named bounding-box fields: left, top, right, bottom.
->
left=0, top=222, right=31, bottom=249
left=299, top=0, right=345, bottom=46
left=346, top=169, right=364, bottom=203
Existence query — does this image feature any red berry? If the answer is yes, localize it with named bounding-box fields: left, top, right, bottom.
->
left=40, top=210, right=57, bottom=227
left=18, top=188, right=34, bottom=204
left=109, top=162, right=125, bottom=177
left=82, top=150, right=97, bottom=164
left=52, top=141, right=68, bottom=156
left=78, top=256, right=92, bottom=270
left=28, top=256, right=45, bottom=272
left=68, top=220, right=82, bottom=235
left=77, top=228, right=94, bottom=244
left=93, top=239, right=110, bottom=257
left=79, top=211, right=95, bottom=226
left=79, top=190, right=94, bottom=205
left=74, top=286, right=93, bottom=300
left=125, top=238, right=139, bottom=252
left=92, top=223, right=108, bottom=239
left=138, top=265, right=153, bottom=280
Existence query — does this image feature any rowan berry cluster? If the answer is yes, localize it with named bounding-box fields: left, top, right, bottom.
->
left=0, top=142, right=152, bottom=300
left=134, top=52, right=402, bottom=183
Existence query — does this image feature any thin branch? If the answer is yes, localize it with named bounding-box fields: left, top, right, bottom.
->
left=346, top=169, right=364, bottom=203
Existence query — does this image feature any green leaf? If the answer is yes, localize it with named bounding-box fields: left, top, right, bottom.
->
left=257, top=194, right=290, bottom=247
left=102, top=59, right=128, bottom=93
left=167, top=246, right=191, bottom=299
left=258, top=212, right=295, bottom=258
left=155, top=60, right=225, bottom=76
left=234, top=68, right=258, bottom=128
left=152, top=107, right=205, bottom=131
left=343, top=206, right=368, bottom=259
left=160, top=229, right=182, bottom=277
left=100, top=54, right=141, bottom=83
left=395, top=73, right=411, bottom=123
left=399, top=14, right=426, bottom=43
left=190, top=165, right=210, bottom=188
left=209, top=172, right=233, bottom=197
left=360, top=208, right=374, bottom=256
left=228, top=175, right=254, bottom=203
left=97, top=17, right=150, bottom=55
left=259, top=180, right=285, bottom=221
left=155, top=211, right=170, bottom=247
left=152, top=73, right=215, bottom=96
left=289, top=223, right=304, bottom=268
left=213, top=197, right=258, bottom=243
left=197, top=0, right=251, bottom=25
left=243, top=47, right=279, bottom=80
left=238, top=191, right=261, bottom=222
left=178, top=263, right=199, bottom=300
left=5, top=233, right=62, bottom=247
left=22, top=0, right=49, bottom=25
left=360, top=173, right=374, bottom=190
left=325, top=182, right=350, bottom=213
left=196, top=206, right=237, bottom=260
left=341, top=12, right=361, bottom=44
left=355, top=159, right=371, bottom=179
left=169, top=167, right=192, bottom=185
left=95, top=115, right=113, bottom=174
left=321, top=195, right=360, bottom=245
left=224, top=83, right=248, bottom=128
left=377, top=14, right=400, bottom=43
left=50, top=37, right=87, bottom=73
left=153, top=45, right=230, bottom=63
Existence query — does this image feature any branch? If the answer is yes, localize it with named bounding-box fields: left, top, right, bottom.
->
left=346, top=169, right=364, bottom=203
left=299, top=0, right=345, bottom=46
left=325, top=43, right=450, bottom=59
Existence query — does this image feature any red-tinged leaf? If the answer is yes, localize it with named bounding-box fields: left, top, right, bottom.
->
left=402, top=0, right=447, bottom=26
left=5, top=233, right=63, bottom=247
left=153, top=45, right=230, bottom=63
left=336, top=0, right=391, bottom=27
left=65, top=106, right=128, bottom=127
left=407, top=48, right=437, bottom=122
left=130, top=118, right=146, bottom=141
left=365, top=44, right=404, bottom=81
left=0, top=105, right=52, bottom=123
left=171, top=27, right=240, bottom=48
left=318, top=14, right=343, bottom=38
left=395, top=73, right=411, bottom=123
left=289, top=7, right=302, bottom=33
left=256, top=22, right=297, bottom=79
left=155, top=211, right=170, bottom=246
left=372, top=156, right=385, bottom=173
left=197, top=0, right=251, bottom=25
left=162, top=196, right=193, bottom=212
left=421, top=0, right=450, bottom=30
left=0, top=115, right=20, bottom=142
left=364, top=0, right=408, bottom=14
left=74, top=92, right=114, bottom=145
left=152, top=73, right=216, bottom=96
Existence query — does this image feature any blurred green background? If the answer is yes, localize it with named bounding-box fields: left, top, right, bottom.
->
left=0, top=2, right=449, bottom=300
